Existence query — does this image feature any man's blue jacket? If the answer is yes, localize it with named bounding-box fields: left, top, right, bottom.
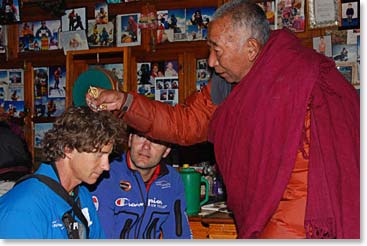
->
left=90, top=153, right=192, bottom=239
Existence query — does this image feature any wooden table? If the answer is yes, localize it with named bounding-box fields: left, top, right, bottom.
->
left=189, top=212, right=238, bottom=239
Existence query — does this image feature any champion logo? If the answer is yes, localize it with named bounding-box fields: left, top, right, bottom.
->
left=115, top=197, right=144, bottom=207
left=92, top=195, right=99, bottom=210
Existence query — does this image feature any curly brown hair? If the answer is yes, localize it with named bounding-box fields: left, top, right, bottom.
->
left=41, top=106, right=127, bottom=162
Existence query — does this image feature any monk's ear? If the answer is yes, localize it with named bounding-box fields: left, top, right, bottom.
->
left=246, top=38, right=261, bottom=62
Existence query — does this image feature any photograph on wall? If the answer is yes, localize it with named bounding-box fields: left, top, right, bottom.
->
left=61, top=7, right=87, bottom=32
left=89, top=63, right=124, bottom=90
left=59, top=30, right=89, bottom=54
left=346, top=29, right=359, bottom=45
left=332, top=43, right=357, bottom=63
left=0, top=85, right=5, bottom=105
left=8, top=84, right=23, bottom=101
left=116, top=13, right=141, bottom=47
left=336, top=62, right=357, bottom=85
left=196, top=59, right=211, bottom=92
left=150, top=62, right=165, bottom=83
left=339, top=0, right=359, bottom=30
left=154, top=77, right=179, bottom=105
left=327, top=29, right=348, bottom=45
left=0, top=0, right=21, bottom=25
left=33, top=20, right=61, bottom=51
left=0, top=68, right=25, bottom=118
left=48, top=66, right=66, bottom=98
left=8, top=69, right=22, bottom=84
left=34, top=122, right=53, bottom=164
left=34, top=96, right=65, bottom=118
left=3, top=100, right=24, bottom=117
left=0, top=24, right=6, bottom=53
left=136, top=62, right=154, bottom=99
left=103, top=63, right=124, bottom=89
left=34, top=67, right=49, bottom=98
left=0, top=70, right=8, bottom=108
left=157, top=9, right=186, bottom=43
left=95, top=2, right=108, bottom=24
left=257, top=1, right=276, bottom=30
left=276, top=0, right=305, bottom=32
left=185, top=7, right=216, bottom=41
left=45, top=97, right=65, bottom=117
left=87, top=20, right=114, bottom=47
left=18, top=22, right=35, bottom=52
left=163, top=61, right=178, bottom=77
left=312, top=35, right=332, bottom=57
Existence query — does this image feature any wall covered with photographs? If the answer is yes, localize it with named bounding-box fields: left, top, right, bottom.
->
left=0, top=0, right=361, bottom=168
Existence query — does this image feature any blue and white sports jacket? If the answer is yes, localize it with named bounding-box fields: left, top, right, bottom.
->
left=90, top=153, right=192, bottom=239
left=0, top=163, right=105, bottom=239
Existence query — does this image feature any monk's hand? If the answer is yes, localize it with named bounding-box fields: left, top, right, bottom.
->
left=86, top=86, right=125, bottom=112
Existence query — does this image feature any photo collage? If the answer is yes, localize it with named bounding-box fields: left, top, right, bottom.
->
left=312, top=29, right=360, bottom=92
left=33, top=66, right=66, bottom=118
left=0, top=69, right=24, bottom=118
left=137, top=60, right=179, bottom=105
left=157, top=7, right=216, bottom=44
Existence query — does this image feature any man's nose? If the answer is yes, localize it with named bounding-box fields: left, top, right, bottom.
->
left=100, top=156, right=110, bottom=171
left=142, top=139, right=152, bottom=149
left=208, top=50, right=218, bottom=68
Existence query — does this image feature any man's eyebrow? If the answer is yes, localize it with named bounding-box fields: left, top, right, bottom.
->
left=134, top=133, right=168, bottom=146
left=207, top=40, right=218, bottom=47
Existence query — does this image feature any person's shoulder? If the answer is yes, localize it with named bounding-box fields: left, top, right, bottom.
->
left=165, top=165, right=182, bottom=179
left=109, top=154, right=127, bottom=173
left=0, top=177, right=50, bottom=210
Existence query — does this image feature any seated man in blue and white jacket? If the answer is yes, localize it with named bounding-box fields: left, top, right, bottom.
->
left=89, top=128, right=192, bottom=239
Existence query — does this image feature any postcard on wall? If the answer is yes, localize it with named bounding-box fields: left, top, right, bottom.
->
left=276, top=0, right=305, bottom=32
left=116, top=13, right=141, bottom=47
left=8, top=69, right=23, bottom=84
left=185, top=7, right=216, bottom=41
left=339, top=0, right=359, bottom=30
left=0, top=70, right=8, bottom=102
left=312, top=35, right=332, bottom=57
left=346, top=29, right=359, bottom=44
left=154, top=77, right=179, bottom=106
left=34, top=67, right=49, bottom=98
left=0, top=85, right=6, bottom=106
left=136, top=62, right=154, bottom=99
left=18, top=20, right=61, bottom=52
left=48, top=66, right=66, bottom=98
left=60, top=30, right=89, bottom=54
left=18, top=22, right=35, bottom=52
left=95, top=2, right=108, bottom=24
left=257, top=1, right=276, bottom=30
left=0, top=24, right=6, bottom=53
left=157, top=9, right=186, bottom=43
left=103, top=63, right=124, bottom=89
left=8, top=84, right=24, bottom=101
left=34, top=122, right=53, bottom=164
left=196, top=58, right=211, bottom=92
left=336, top=62, right=357, bottom=85
left=34, top=96, right=65, bottom=118
left=332, top=43, right=357, bottom=63
left=32, top=20, right=61, bottom=51
left=61, top=7, right=87, bottom=32
left=3, top=99, right=24, bottom=117
left=0, top=0, right=21, bottom=25
left=87, top=20, right=114, bottom=47
left=163, top=61, right=178, bottom=77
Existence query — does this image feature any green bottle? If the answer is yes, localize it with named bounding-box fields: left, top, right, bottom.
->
left=180, top=164, right=209, bottom=216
